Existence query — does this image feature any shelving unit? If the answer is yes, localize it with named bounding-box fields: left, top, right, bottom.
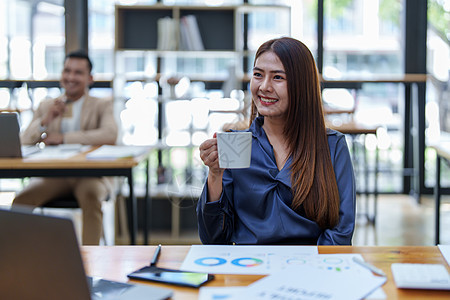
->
left=116, top=5, right=237, bottom=52
left=114, top=3, right=291, bottom=89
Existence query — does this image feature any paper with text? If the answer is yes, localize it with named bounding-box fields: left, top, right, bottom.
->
left=86, top=145, right=151, bottom=159
left=25, top=144, right=87, bottom=160
left=237, top=264, right=386, bottom=300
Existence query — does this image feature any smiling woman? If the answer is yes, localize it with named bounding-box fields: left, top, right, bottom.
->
left=197, top=37, right=356, bottom=246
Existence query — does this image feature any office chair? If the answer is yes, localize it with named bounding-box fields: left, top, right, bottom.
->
left=40, top=194, right=115, bottom=245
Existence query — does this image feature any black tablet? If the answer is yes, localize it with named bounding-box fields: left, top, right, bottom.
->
left=128, top=266, right=214, bottom=288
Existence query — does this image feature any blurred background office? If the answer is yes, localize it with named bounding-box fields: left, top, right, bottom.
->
left=0, top=0, right=449, bottom=245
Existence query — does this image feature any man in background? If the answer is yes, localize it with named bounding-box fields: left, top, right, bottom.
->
left=13, top=50, right=118, bottom=245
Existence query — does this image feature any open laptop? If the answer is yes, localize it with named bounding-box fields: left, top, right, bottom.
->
left=0, top=208, right=173, bottom=300
left=0, top=112, right=42, bottom=157
left=0, top=112, right=24, bottom=157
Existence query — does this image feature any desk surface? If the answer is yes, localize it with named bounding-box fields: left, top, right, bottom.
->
left=0, top=146, right=148, bottom=170
left=81, top=245, right=450, bottom=300
left=325, top=120, right=379, bottom=134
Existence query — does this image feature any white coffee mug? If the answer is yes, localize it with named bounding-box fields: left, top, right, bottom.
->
left=216, top=131, right=252, bottom=169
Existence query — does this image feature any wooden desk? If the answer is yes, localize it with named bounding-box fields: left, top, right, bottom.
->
left=431, top=141, right=450, bottom=244
left=81, top=245, right=450, bottom=300
left=0, top=146, right=151, bottom=245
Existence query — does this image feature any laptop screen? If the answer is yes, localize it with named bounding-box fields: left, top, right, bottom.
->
left=0, top=112, right=23, bottom=158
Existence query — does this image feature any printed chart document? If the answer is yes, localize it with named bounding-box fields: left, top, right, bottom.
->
left=438, top=244, right=450, bottom=266
left=180, top=245, right=318, bottom=275
left=190, top=247, right=387, bottom=300
left=237, top=264, right=386, bottom=300
left=86, top=145, right=151, bottom=160
left=197, top=255, right=386, bottom=300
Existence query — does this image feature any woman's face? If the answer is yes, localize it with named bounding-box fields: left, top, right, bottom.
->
left=250, top=51, right=289, bottom=120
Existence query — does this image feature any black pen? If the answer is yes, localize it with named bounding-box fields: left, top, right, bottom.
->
left=150, top=244, right=162, bottom=267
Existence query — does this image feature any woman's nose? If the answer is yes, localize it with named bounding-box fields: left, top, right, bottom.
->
left=259, top=78, right=273, bottom=92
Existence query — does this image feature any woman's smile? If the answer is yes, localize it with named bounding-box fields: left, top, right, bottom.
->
left=259, top=96, right=279, bottom=105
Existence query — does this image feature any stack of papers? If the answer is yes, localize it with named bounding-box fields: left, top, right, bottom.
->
left=25, top=144, right=87, bottom=160
left=181, top=245, right=387, bottom=300
left=86, top=145, right=151, bottom=160
left=234, top=264, right=385, bottom=300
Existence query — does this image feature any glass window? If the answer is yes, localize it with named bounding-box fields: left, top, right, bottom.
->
left=0, top=1, right=8, bottom=78
left=33, top=0, right=65, bottom=78
left=247, top=9, right=291, bottom=51
left=323, top=0, right=403, bottom=78
left=322, top=0, right=405, bottom=194
left=9, top=1, right=32, bottom=79
left=425, top=1, right=450, bottom=189
left=89, top=0, right=115, bottom=77
left=1, top=0, right=64, bottom=80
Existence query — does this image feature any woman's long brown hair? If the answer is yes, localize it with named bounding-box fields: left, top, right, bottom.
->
left=250, top=37, right=340, bottom=229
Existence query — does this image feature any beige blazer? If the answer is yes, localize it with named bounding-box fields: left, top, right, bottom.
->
left=21, top=94, right=118, bottom=145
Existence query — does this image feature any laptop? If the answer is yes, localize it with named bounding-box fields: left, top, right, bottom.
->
left=0, top=208, right=173, bottom=300
left=0, top=112, right=43, bottom=157
left=0, top=112, right=23, bottom=157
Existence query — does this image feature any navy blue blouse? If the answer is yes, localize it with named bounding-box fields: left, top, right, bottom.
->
left=197, top=116, right=356, bottom=245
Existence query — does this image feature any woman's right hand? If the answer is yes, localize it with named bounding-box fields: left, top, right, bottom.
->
left=199, top=133, right=225, bottom=202
left=199, top=133, right=223, bottom=176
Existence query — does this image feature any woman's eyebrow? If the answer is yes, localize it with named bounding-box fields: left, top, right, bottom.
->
left=252, top=66, right=286, bottom=74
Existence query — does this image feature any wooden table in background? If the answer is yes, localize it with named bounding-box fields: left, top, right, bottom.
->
left=0, top=146, right=151, bottom=245
left=431, top=141, right=450, bottom=245
left=81, top=245, right=450, bottom=300
left=321, top=74, right=429, bottom=198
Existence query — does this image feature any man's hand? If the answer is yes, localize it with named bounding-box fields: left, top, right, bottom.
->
left=41, top=99, right=66, bottom=127
left=43, top=132, right=64, bottom=145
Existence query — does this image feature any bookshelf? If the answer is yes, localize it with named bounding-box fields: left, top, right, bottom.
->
left=114, top=3, right=291, bottom=80
left=116, top=5, right=236, bottom=51
left=116, top=6, right=174, bottom=50
left=115, top=5, right=236, bottom=51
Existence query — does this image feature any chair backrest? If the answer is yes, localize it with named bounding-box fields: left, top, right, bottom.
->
left=42, top=195, right=80, bottom=209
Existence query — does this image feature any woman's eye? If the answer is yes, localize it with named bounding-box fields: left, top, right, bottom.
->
left=274, top=75, right=284, bottom=80
left=253, top=72, right=262, bottom=77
